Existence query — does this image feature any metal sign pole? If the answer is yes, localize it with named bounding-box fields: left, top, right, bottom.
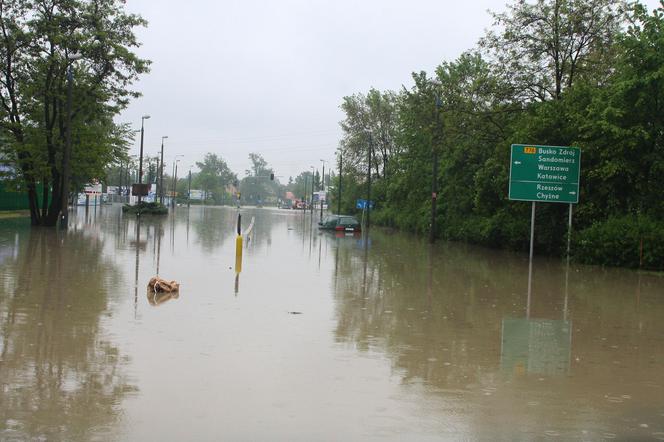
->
left=527, top=201, right=535, bottom=319
left=566, top=203, right=573, bottom=258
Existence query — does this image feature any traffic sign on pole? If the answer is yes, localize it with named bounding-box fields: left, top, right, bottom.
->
left=509, top=144, right=581, bottom=204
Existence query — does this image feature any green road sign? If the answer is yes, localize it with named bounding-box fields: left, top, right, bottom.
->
left=509, top=144, right=581, bottom=203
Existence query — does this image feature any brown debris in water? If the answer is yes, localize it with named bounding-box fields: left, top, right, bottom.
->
left=148, top=276, right=180, bottom=293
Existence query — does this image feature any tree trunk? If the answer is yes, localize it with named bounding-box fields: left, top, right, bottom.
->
left=27, top=180, right=41, bottom=226
left=41, top=180, right=49, bottom=218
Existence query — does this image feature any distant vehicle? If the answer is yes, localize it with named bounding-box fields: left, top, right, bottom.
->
left=318, top=214, right=361, bottom=232
left=278, top=200, right=293, bottom=209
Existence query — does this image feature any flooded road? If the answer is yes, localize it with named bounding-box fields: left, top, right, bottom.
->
left=1, top=205, right=664, bottom=441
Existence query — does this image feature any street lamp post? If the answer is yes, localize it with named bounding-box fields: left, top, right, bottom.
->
left=160, top=136, right=168, bottom=205
left=170, top=155, right=183, bottom=208
left=137, top=115, right=151, bottom=205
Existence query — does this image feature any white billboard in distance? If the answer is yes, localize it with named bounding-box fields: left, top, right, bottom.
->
left=189, top=189, right=204, bottom=200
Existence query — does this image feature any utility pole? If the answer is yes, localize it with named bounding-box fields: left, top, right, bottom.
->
left=337, top=149, right=342, bottom=215
left=187, top=169, right=192, bottom=208
left=125, top=163, right=130, bottom=199
left=366, top=132, right=372, bottom=230
left=430, top=91, right=442, bottom=244
left=320, top=160, right=325, bottom=221
left=311, top=169, right=315, bottom=214
left=303, top=173, right=308, bottom=211
left=119, top=162, right=124, bottom=199
left=155, top=156, right=159, bottom=201
left=309, top=166, right=316, bottom=214
left=172, top=160, right=180, bottom=208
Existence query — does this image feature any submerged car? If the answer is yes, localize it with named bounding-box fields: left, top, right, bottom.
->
left=318, top=214, right=362, bottom=232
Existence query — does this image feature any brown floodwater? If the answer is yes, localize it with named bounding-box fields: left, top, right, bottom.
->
left=1, top=204, right=663, bottom=441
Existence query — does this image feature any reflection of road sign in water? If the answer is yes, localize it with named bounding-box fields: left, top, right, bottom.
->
left=356, top=199, right=375, bottom=210
left=501, top=318, right=571, bottom=376
left=509, top=144, right=581, bottom=203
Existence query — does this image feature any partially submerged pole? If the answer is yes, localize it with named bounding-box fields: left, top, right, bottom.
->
left=366, top=133, right=372, bottom=231
left=235, top=213, right=243, bottom=273
left=337, top=149, right=342, bottom=215
left=526, top=202, right=535, bottom=319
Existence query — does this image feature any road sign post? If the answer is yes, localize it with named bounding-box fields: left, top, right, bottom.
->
left=509, top=144, right=581, bottom=263
left=509, top=144, right=580, bottom=203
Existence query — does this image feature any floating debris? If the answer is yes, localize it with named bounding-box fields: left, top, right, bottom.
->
left=147, top=276, right=180, bottom=293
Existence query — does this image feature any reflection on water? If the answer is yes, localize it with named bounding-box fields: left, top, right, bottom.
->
left=0, top=206, right=663, bottom=440
left=146, top=288, right=180, bottom=307
left=0, top=220, right=134, bottom=441
left=501, top=318, right=571, bottom=376
left=332, top=229, right=664, bottom=440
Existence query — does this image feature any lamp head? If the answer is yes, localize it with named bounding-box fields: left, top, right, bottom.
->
left=142, top=115, right=151, bottom=120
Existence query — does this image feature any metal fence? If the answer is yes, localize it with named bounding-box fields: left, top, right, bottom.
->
left=0, top=181, right=31, bottom=211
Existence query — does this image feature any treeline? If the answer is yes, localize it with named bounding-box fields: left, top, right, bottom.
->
left=333, top=0, right=664, bottom=269
left=105, top=152, right=284, bottom=205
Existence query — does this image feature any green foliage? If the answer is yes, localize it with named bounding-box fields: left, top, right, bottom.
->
left=122, top=201, right=167, bottom=215
left=194, top=153, right=236, bottom=204
left=287, top=171, right=315, bottom=202
left=336, top=0, right=664, bottom=268
left=573, top=216, right=664, bottom=269
left=480, top=0, right=625, bottom=101
left=0, top=0, right=149, bottom=225
left=239, top=152, right=278, bottom=205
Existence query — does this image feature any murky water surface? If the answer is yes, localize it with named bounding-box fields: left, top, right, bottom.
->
left=1, top=205, right=663, bottom=441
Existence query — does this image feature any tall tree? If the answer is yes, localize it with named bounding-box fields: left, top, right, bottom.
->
left=194, top=152, right=236, bottom=204
left=240, top=152, right=277, bottom=204
left=480, top=0, right=626, bottom=102
left=339, top=88, right=398, bottom=179
left=0, top=0, right=149, bottom=226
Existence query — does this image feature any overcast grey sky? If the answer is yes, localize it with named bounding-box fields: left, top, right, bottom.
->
left=119, top=0, right=661, bottom=181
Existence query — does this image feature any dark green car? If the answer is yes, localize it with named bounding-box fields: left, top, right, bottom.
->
left=318, top=214, right=362, bottom=232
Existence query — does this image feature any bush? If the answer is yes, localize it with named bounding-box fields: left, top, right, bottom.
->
left=122, top=201, right=168, bottom=215
left=573, top=216, right=664, bottom=269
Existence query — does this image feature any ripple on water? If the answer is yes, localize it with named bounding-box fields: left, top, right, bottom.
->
left=543, top=430, right=560, bottom=437
left=653, top=432, right=664, bottom=441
